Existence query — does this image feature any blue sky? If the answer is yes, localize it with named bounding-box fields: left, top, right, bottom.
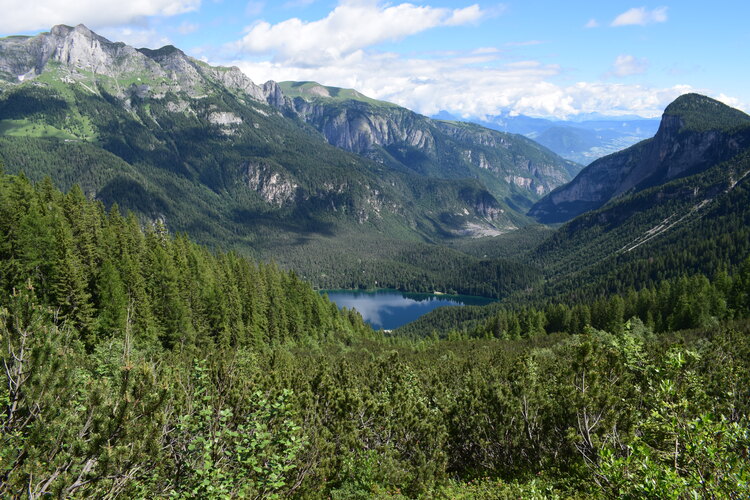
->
left=2, top=1, right=748, bottom=119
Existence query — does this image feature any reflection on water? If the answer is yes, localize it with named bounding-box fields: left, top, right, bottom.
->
left=323, top=290, right=494, bottom=330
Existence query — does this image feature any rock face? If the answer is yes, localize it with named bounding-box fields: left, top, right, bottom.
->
left=0, top=24, right=575, bottom=236
left=0, top=25, right=164, bottom=82
left=281, top=86, right=575, bottom=202
left=290, top=99, right=436, bottom=153
left=0, top=24, right=282, bottom=106
left=244, top=162, right=298, bottom=206
left=529, top=94, right=750, bottom=224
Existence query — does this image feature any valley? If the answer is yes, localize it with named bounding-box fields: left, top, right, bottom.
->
left=0, top=24, right=749, bottom=499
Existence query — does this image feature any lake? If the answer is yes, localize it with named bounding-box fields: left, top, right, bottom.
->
left=322, top=289, right=495, bottom=330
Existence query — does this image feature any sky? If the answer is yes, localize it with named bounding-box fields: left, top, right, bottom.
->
left=1, top=0, right=748, bottom=120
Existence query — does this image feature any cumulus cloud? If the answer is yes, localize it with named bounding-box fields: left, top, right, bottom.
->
left=230, top=1, right=485, bottom=64
left=608, top=54, right=649, bottom=77
left=0, top=0, right=201, bottom=34
left=444, top=4, right=483, bottom=26
left=584, top=18, right=599, bottom=28
left=228, top=48, right=700, bottom=119
left=611, top=6, right=668, bottom=27
left=214, top=1, right=731, bottom=119
left=220, top=1, right=719, bottom=119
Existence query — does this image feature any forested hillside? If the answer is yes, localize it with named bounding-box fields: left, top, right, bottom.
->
left=404, top=95, right=750, bottom=336
left=1, top=25, right=749, bottom=500
left=1, top=171, right=749, bottom=498
left=529, top=94, right=750, bottom=223
left=0, top=25, right=577, bottom=297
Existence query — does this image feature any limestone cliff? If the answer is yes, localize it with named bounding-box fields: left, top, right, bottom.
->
left=0, top=24, right=281, bottom=107
left=279, top=82, right=576, bottom=203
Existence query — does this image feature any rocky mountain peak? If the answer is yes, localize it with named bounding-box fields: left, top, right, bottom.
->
left=50, top=23, right=97, bottom=40
left=48, top=24, right=142, bottom=77
left=0, top=25, right=287, bottom=107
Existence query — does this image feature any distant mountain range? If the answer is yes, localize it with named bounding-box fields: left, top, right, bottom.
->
left=434, top=110, right=659, bottom=166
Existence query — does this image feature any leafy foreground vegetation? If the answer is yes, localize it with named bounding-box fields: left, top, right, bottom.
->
left=1, top=171, right=749, bottom=498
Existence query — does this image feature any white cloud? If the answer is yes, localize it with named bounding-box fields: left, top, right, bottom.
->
left=444, top=4, right=483, bottom=26
left=230, top=1, right=485, bottom=64
left=0, top=0, right=201, bottom=34
left=608, top=54, right=649, bottom=77
left=715, top=93, right=745, bottom=110
left=227, top=48, right=702, bottom=119
left=472, top=47, right=501, bottom=54
left=220, top=1, right=724, bottom=119
left=611, top=6, right=668, bottom=27
left=216, top=2, right=721, bottom=119
left=585, top=18, right=599, bottom=28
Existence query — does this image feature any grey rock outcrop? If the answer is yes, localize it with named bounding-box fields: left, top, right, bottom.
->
left=0, top=24, right=283, bottom=108
left=281, top=92, right=573, bottom=200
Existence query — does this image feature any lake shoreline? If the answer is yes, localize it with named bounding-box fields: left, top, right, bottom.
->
left=321, top=289, right=496, bottom=330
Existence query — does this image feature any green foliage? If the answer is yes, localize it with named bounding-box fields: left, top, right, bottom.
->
left=598, top=406, right=750, bottom=498
left=282, top=231, right=543, bottom=298
left=664, top=93, right=750, bottom=133
left=170, top=361, right=304, bottom=498
left=0, top=172, right=370, bottom=350
left=0, top=132, right=749, bottom=498
left=0, top=284, right=166, bottom=498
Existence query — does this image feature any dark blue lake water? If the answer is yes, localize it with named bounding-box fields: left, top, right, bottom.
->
left=322, top=289, right=495, bottom=330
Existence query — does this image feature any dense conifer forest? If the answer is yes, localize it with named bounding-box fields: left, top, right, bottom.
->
left=1, top=169, right=749, bottom=498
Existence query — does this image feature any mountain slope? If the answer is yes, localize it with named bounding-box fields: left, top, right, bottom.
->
left=528, top=94, right=750, bottom=224
left=0, top=26, right=575, bottom=236
left=279, top=81, right=577, bottom=213
left=0, top=26, right=503, bottom=232
left=529, top=95, right=750, bottom=298
left=0, top=25, right=560, bottom=295
left=534, top=149, right=750, bottom=299
left=401, top=95, right=750, bottom=334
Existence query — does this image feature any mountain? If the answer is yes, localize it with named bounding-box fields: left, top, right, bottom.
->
left=0, top=25, right=574, bottom=295
left=529, top=94, right=750, bottom=224
left=279, top=81, right=577, bottom=214
left=528, top=94, right=750, bottom=298
left=434, top=110, right=659, bottom=166
left=402, top=95, right=750, bottom=334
